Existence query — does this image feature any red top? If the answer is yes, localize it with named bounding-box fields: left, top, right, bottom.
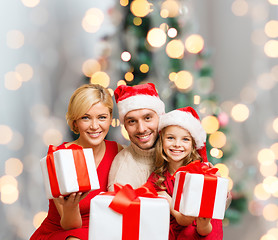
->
left=147, top=171, right=223, bottom=240
left=30, top=140, right=119, bottom=240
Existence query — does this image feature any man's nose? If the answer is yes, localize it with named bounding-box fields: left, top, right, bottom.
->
left=137, top=120, right=147, bottom=133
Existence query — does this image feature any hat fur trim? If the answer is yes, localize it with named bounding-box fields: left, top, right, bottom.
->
left=117, top=94, right=165, bottom=123
left=158, top=110, right=206, bottom=149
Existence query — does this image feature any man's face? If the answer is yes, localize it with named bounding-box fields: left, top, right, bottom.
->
left=124, top=109, right=159, bottom=150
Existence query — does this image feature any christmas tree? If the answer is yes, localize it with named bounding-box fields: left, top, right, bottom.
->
left=87, top=0, right=248, bottom=225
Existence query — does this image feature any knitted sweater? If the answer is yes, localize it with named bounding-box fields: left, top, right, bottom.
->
left=108, top=141, right=155, bottom=191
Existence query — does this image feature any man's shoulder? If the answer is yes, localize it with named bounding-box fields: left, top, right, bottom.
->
left=114, top=145, right=134, bottom=159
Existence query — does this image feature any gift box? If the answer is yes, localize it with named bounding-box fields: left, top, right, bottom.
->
left=89, top=184, right=170, bottom=240
left=40, top=144, right=100, bottom=199
left=172, top=160, right=229, bottom=220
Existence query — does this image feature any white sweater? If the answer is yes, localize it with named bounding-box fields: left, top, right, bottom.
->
left=108, top=141, right=155, bottom=191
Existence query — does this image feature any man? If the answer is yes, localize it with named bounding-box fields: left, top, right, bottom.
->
left=108, top=83, right=165, bottom=190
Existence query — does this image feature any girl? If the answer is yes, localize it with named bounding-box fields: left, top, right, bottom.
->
left=148, top=106, right=223, bottom=240
left=30, top=84, right=123, bottom=240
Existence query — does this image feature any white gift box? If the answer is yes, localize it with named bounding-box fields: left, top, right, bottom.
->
left=40, top=148, right=100, bottom=199
left=172, top=172, right=229, bottom=220
left=89, top=194, right=170, bottom=240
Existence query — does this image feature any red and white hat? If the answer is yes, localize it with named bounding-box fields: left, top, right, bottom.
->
left=114, top=83, right=165, bottom=123
left=158, top=106, right=208, bottom=162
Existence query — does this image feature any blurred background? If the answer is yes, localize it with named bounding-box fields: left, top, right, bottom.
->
left=1, top=0, right=278, bottom=239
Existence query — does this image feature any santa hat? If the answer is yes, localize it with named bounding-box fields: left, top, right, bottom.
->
left=114, top=83, right=165, bottom=123
left=158, top=106, right=208, bottom=162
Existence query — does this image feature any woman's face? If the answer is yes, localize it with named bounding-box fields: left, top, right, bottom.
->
left=74, top=102, right=112, bottom=148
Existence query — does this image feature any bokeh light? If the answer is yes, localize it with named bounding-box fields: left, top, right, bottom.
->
left=21, top=0, right=40, bottom=8
left=208, top=131, right=226, bottom=148
left=160, top=0, right=180, bottom=18
left=260, top=163, right=277, bottom=177
left=5, top=158, right=24, bottom=177
left=6, top=30, right=24, bottom=49
left=168, top=28, right=178, bottom=38
left=33, top=212, right=47, bottom=229
left=231, top=0, right=249, bottom=16
left=43, top=128, right=63, bottom=146
left=130, top=0, right=151, bottom=17
left=263, top=176, right=278, bottom=194
left=185, top=34, right=204, bottom=54
left=194, top=95, right=201, bottom=105
left=215, top=163, right=229, bottom=177
left=257, top=73, right=276, bottom=90
left=82, top=8, right=104, bottom=33
left=121, top=125, right=130, bottom=140
left=265, top=20, right=278, bottom=38
left=139, top=64, right=149, bottom=73
left=90, top=71, right=110, bottom=87
left=201, top=115, right=220, bottom=134
left=263, top=204, right=278, bottom=221
left=272, top=117, right=278, bottom=134
left=111, top=118, right=120, bottom=127
left=133, top=17, right=142, bottom=26
left=120, top=0, right=129, bottom=7
left=174, top=70, right=193, bottom=90
left=15, top=63, right=34, bottom=82
left=0, top=125, right=13, bottom=145
left=268, top=0, right=278, bottom=5
left=117, top=80, right=127, bottom=86
left=121, top=51, right=131, bottom=62
left=147, top=28, right=167, bottom=48
left=124, top=72, right=134, bottom=82
left=166, top=39, right=184, bottom=59
left=4, top=71, right=22, bottom=90
left=82, top=59, right=101, bottom=77
left=231, top=104, right=249, bottom=122
left=254, top=183, right=271, bottom=200
left=264, top=40, right=278, bottom=58
left=258, top=148, right=275, bottom=166
left=0, top=175, right=19, bottom=204
left=270, top=142, right=278, bottom=159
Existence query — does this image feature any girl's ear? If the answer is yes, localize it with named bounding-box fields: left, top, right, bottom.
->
left=73, top=120, right=79, bottom=133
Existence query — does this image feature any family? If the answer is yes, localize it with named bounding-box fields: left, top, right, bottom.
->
left=30, top=83, right=227, bottom=240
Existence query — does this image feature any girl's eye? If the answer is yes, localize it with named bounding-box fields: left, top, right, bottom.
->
left=167, top=136, right=174, bottom=140
left=81, top=116, right=89, bottom=120
left=183, top=138, right=190, bottom=141
left=99, top=116, right=107, bottom=120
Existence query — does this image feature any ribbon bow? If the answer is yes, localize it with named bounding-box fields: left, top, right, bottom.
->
left=109, top=183, right=158, bottom=214
left=172, top=160, right=218, bottom=179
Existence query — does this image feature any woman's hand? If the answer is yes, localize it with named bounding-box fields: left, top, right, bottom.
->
left=196, top=217, right=212, bottom=236
left=54, top=191, right=90, bottom=230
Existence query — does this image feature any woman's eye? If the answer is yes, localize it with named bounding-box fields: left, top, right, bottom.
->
left=167, top=136, right=173, bottom=140
left=99, top=116, right=107, bottom=120
left=81, top=116, right=89, bottom=120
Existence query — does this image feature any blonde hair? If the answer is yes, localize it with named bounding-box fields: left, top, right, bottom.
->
left=154, top=127, right=202, bottom=189
left=66, top=84, right=113, bottom=134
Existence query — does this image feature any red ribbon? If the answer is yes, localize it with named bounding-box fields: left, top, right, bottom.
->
left=172, top=160, right=219, bottom=218
left=46, top=144, right=91, bottom=198
left=106, top=183, right=159, bottom=240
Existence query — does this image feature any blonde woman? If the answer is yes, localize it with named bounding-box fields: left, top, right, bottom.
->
left=30, top=84, right=123, bottom=240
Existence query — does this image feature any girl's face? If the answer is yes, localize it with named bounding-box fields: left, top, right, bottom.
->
left=162, top=125, right=193, bottom=165
left=74, top=102, right=112, bottom=148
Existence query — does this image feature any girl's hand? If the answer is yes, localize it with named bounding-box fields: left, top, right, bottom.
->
left=196, top=217, right=212, bottom=236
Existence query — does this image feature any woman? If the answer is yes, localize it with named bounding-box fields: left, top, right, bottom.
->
left=30, top=84, right=123, bottom=240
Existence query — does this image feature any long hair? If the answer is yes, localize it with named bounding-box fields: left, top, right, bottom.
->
left=154, top=127, right=203, bottom=189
